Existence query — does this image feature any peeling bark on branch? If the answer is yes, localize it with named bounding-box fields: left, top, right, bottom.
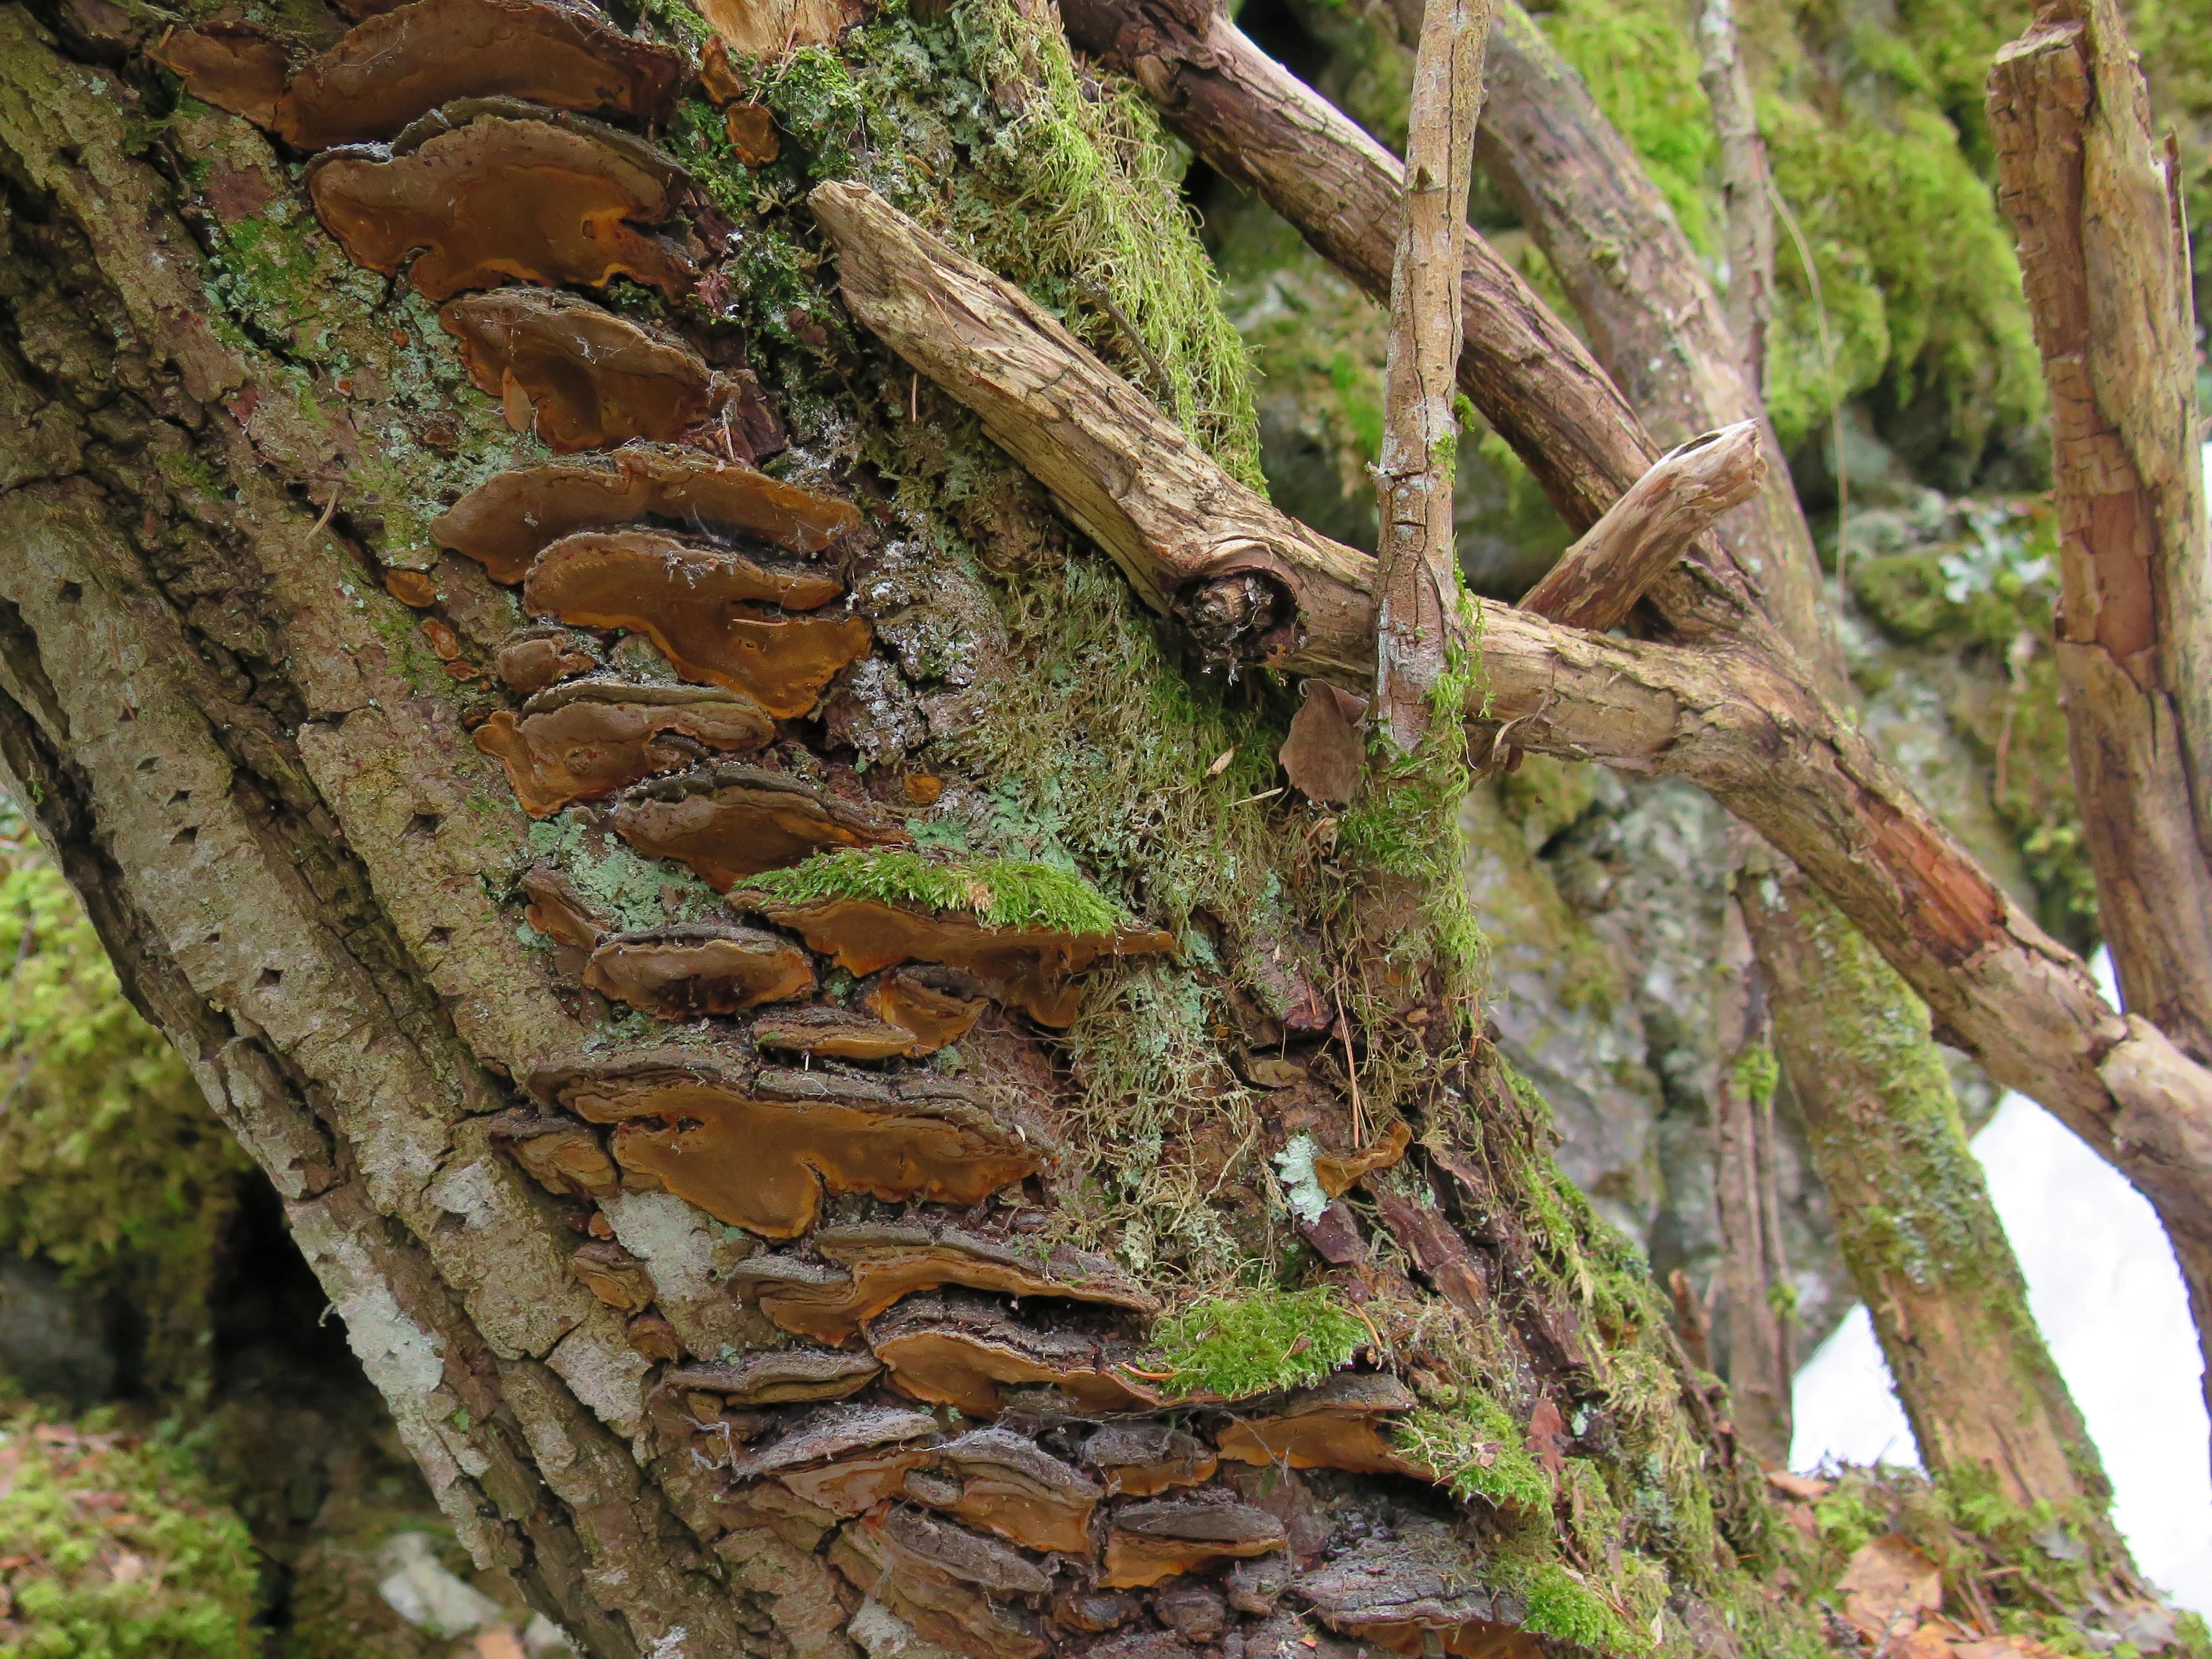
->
left=1989, top=0, right=2212, bottom=1068
left=1372, top=0, right=1490, bottom=749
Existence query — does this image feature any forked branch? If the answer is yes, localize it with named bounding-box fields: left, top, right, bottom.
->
left=810, top=179, right=2212, bottom=1321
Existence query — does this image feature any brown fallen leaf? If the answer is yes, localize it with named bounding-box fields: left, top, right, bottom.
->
left=1525, top=1397, right=1567, bottom=1479
left=1891, top=1623, right=1958, bottom=1659
left=1279, top=681, right=1368, bottom=805
left=1838, top=1534, right=1943, bottom=1644
left=473, top=1626, right=528, bottom=1659
left=1206, top=745, right=1238, bottom=777
left=1764, top=1468, right=1833, bottom=1503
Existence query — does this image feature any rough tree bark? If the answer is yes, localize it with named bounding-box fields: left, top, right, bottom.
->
left=1990, top=0, right=2212, bottom=1070
left=0, top=0, right=1806, bottom=1653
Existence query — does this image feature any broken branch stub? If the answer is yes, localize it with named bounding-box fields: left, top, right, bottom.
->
left=1372, top=0, right=1492, bottom=750
left=434, top=451, right=859, bottom=585
left=530, top=1055, right=1040, bottom=1238
left=1516, top=420, right=1766, bottom=632
left=307, top=111, right=696, bottom=303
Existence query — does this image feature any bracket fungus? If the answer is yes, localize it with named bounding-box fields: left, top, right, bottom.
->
left=610, top=766, right=907, bottom=891
left=433, top=450, right=859, bottom=585
left=519, top=864, right=611, bottom=950
left=570, top=1240, right=656, bottom=1312
left=1099, top=1497, right=1288, bottom=1589
left=441, top=289, right=728, bottom=453
left=1290, top=1525, right=1542, bottom=1659
left=473, top=678, right=774, bottom=816
left=148, top=24, right=293, bottom=129
left=523, top=533, right=866, bottom=717
left=1212, top=1374, right=1428, bottom=1478
left=729, top=1403, right=941, bottom=1483
left=728, top=1219, right=1156, bottom=1345
left=664, top=1349, right=881, bottom=1406
left=739, top=894, right=1176, bottom=1028
left=495, top=625, right=599, bottom=697
left=775, top=1427, right=1102, bottom=1557
left=828, top=1507, right=1050, bottom=1659
left=1080, top=1423, right=1219, bottom=1498
left=749, top=1005, right=930, bottom=1061
left=583, top=921, right=815, bottom=1018
left=308, top=111, right=695, bottom=303
left=281, top=0, right=684, bottom=148
left=530, top=1056, right=1038, bottom=1238
left=863, top=964, right=988, bottom=1054
left=864, top=1293, right=1159, bottom=1416
left=486, top=1108, right=615, bottom=1197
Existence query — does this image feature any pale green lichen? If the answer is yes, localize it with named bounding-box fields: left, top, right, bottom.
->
left=1271, top=1134, right=1331, bottom=1224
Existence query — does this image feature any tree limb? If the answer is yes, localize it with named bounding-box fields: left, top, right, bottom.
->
left=1374, top=0, right=1491, bottom=749
left=1989, top=0, right=2212, bottom=1067
left=1057, top=0, right=1650, bottom=542
left=1517, top=421, right=1765, bottom=632
left=810, top=177, right=2212, bottom=1334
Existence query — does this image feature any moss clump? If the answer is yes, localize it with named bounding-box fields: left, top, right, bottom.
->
left=0, top=1411, right=258, bottom=1659
left=0, top=816, right=248, bottom=1394
left=737, top=0, right=1265, bottom=486
left=1150, top=1286, right=1365, bottom=1398
left=738, top=848, right=1126, bottom=933
left=1393, top=1392, right=1553, bottom=1512
left=1517, top=1559, right=1644, bottom=1651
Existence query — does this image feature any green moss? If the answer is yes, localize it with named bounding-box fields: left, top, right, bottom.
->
left=0, top=1410, right=258, bottom=1659
left=1730, top=1042, right=1779, bottom=1110
left=737, top=848, right=1126, bottom=933
left=1149, top=1286, right=1365, bottom=1397
left=1518, top=1559, right=1644, bottom=1651
left=735, top=0, right=1266, bottom=485
left=0, top=816, right=248, bottom=1394
left=1394, top=1392, right=1554, bottom=1512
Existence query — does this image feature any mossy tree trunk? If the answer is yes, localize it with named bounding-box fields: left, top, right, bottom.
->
left=0, top=0, right=1821, bottom=1654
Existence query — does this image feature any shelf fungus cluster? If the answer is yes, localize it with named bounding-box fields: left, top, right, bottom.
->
left=179, top=0, right=1573, bottom=1648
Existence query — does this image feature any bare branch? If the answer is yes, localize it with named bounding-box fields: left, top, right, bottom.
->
left=1373, top=0, right=1491, bottom=750
left=1990, top=0, right=2212, bottom=1066
left=1695, top=0, right=1775, bottom=388
left=1517, top=421, right=1764, bottom=632
left=1058, top=0, right=1650, bottom=540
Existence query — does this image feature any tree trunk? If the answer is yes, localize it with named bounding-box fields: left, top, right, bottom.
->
left=0, top=1, right=1802, bottom=1652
